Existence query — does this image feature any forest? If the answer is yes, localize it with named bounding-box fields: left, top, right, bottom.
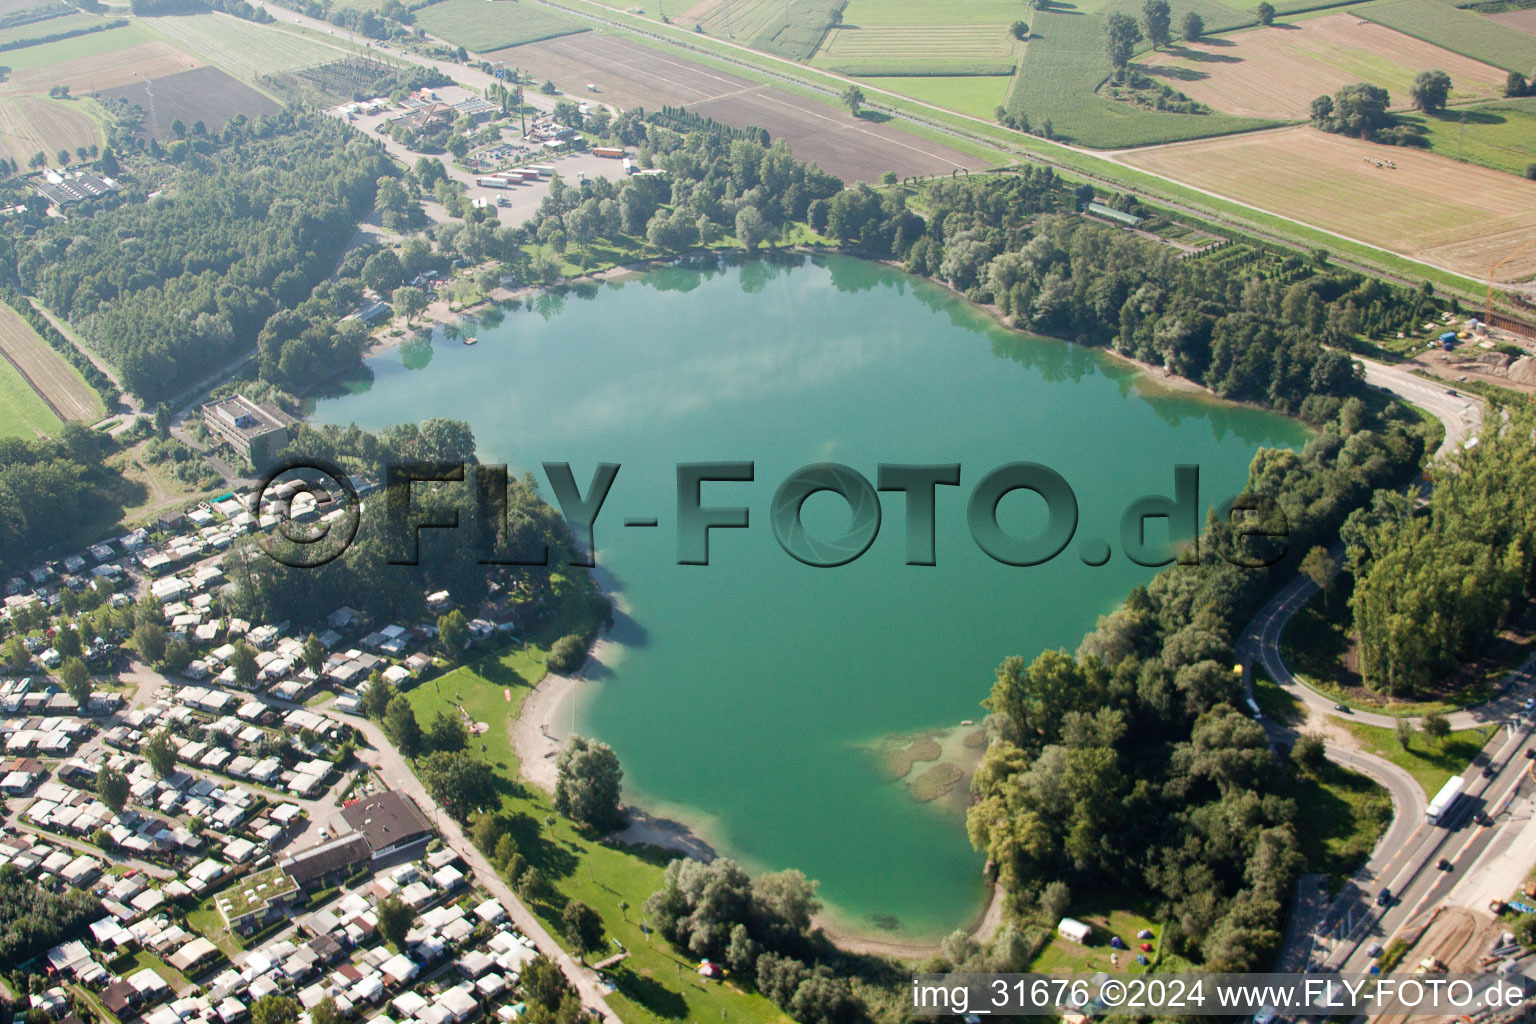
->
left=13, top=111, right=394, bottom=403
left=1346, top=401, right=1536, bottom=696
left=0, top=863, right=101, bottom=971
left=226, top=418, right=599, bottom=632
left=966, top=395, right=1426, bottom=970
left=0, top=426, right=124, bottom=573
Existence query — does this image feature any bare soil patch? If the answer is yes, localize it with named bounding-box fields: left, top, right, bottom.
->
left=495, top=31, right=982, bottom=181
left=103, top=65, right=279, bottom=140
left=1488, top=7, right=1536, bottom=35
left=1142, top=16, right=1507, bottom=119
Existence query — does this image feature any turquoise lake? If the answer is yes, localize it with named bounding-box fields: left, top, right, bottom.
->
left=313, top=254, right=1309, bottom=939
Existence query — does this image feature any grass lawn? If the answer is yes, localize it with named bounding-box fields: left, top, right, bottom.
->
left=1280, top=760, right=1392, bottom=886
left=131, top=949, right=192, bottom=994
left=415, top=0, right=589, bottom=52
left=0, top=20, right=158, bottom=71
left=186, top=898, right=241, bottom=959
left=1340, top=719, right=1493, bottom=800
left=400, top=575, right=787, bottom=1024
left=859, top=74, right=1013, bottom=118
left=1028, top=898, right=1161, bottom=974
left=0, top=354, right=62, bottom=438
left=1395, top=99, right=1536, bottom=177
left=307, top=688, right=338, bottom=706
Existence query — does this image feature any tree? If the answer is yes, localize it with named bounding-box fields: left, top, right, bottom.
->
left=554, top=735, right=624, bottom=831
left=250, top=999, right=298, bottom=1024
left=735, top=205, right=767, bottom=253
left=561, top=900, right=605, bottom=954
left=1011, top=19, right=1029, bottom=38
left=310, top=998, right=342, bottom=1024
left=54, top=624, right=81, bottom=661
left=1104, top=12, right=1143, bottom=67
left=1039, top=880, right=1071, bottom=922
left=145, top=729, right=177, bottom=777
left=384, top=695, right=424, bottom=759
left=419, top=750, right=497, bottom=819
left=1256, top=0, right=1274, bottom=23
left=547, top=634, right=587, bottom=674
left=1422, top=712, right=1450, bottom=739
left=1506, top=71, right=1528, bottom=98
left=363, top=250, right=404, bottom=293
left=516, top=865, right=551, bottom=904
left=377, top=896, right=415, bottom=949
left=302, top=633, right=326, bottom=675
left=1142, top=0, right=1171, bottom=49
left=392, top=285, right=428, bottom=325
left=428, top=710, right=468, bottom=752
left=1182, top=10, right=1203, bottom=40
left=1395, top=718, right=1414, bottom=751
left=1299, top=546, right=1338, bottom=609
left=96, top=765, right=129, bottom=813
left=839, top=85, right=865, bottom=116
left=60, top=657, right=91, bottom=707
left=1409, top=70, right=1451, bottom=113
left=518, top=955, right=572, bottom=1012
left=229, top=641, right=258, bottom=690
left=362, top=673, right=396, bottom=720
left=99, top=147, right=119, bottom=177
left=134, top=617, right=166, bottom=664
left=2, top=635, right=27, bottom=673
left=1290, top=733, right=1327, bottom=778
left=437, top=608, right=468, bottom=660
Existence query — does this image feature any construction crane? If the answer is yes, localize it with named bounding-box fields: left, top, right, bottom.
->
left=1487, top=236, right=1536, bottom=324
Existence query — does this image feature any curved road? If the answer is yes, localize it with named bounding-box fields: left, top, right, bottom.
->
left=1246, top=355, right=1497, bottom=971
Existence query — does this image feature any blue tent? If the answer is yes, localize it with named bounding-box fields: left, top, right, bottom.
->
left=1136, top=955, right=1150, bottom=966
left=1110, top=936, right=1126, bottom=949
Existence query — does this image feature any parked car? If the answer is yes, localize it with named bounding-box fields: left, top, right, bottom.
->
left=1376, top=887, right=1392, bottom=906
left=1333, top=703, right=1351, bottom=713
left=1436, top=858, right=1453, bottom=871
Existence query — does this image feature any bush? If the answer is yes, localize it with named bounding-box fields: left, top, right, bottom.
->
left=546, top=634, right=587, bottom=674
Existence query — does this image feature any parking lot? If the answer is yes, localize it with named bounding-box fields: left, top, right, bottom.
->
left=331, top=87, right=630, bottom=228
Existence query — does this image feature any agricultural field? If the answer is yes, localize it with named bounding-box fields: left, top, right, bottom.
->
left=837, top=0, right=1030, bottom=25
left=0, top=356, right=61, bottom=439
left=1007, top=1, right=1279, bottom=147
left=1117, top=125, right=1536, bottom=281
left=1357, top=0, right=1535, bottom=70
left=0, top=38, right=202, bottom=95
left=143, top=12, right=346, bottom=80
left=860, top=73, right=1013, bottom=117
left=1140, top=15, right=1508, bottom=119
left=675, top=0, right=843, bottom=58
left=1394, top=97, right=1536, bottom=175
left=102, top=65, right=280, bottom=140
left=413, top=0, right=588, bottom=52
left=812, top=24, right=1017, bottom=75
left=502, top=30, right=983, bottom=179
left=1488, top=6, right=1536, bottom=34
left=0, top=10, right=110, bottom=46
left=0, top=95, right=98, bottom=166
left=0, top=302, right=102, bottom=425
left=0, top=19, right=158, bottom=72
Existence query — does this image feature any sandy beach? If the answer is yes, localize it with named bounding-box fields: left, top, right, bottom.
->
left=510, top=637, right=613, bottom=793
